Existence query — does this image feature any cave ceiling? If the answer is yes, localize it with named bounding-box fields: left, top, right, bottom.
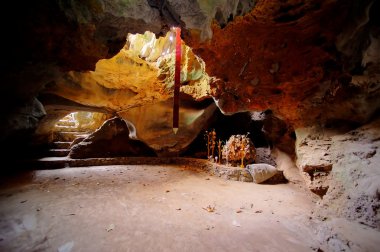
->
left=1, top=0, right=380, bottom=141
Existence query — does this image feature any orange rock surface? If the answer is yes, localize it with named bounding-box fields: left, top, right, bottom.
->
left=188, top=0, right=350, bottom=126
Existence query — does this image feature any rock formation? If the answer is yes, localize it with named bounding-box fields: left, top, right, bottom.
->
left=1, top=0, right=379, bottom=249
left=35, top=30, right=214, bottom=155
left=3, top=0, right=378, bottom=157
left=44, top=31, right=210, bottom=112
left=188, top=0, right=380, bottom=127
left=119, top=99, right=217, bottom=156
left=69, top=117, right=156, bottom=159
left=296, top=118, right=380, bottom=230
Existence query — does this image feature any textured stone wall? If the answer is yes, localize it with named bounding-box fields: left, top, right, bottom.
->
left=295, top=118, right=380, bottom=230
left=2, top=0, right=379, bottom=159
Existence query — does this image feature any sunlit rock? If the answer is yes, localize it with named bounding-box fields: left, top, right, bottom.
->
left=39, top=30, right=213, bottom=154
left=45, top=31, right=210, bottom=111
left=119, top=99, right=217, bottom=156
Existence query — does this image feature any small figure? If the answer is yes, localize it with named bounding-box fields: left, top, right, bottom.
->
left=217, top=139, right=223, bottom=164
left=240, top=140, right=246, bottom=168
left=211, top=129, right=217, bottom=159
left=204, top=131, right=211, bottom=158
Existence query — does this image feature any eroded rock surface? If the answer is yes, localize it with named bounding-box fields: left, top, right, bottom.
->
left=188, top=0, right=380, bottom=127
left=44, top=31, right=210, bottom=112
left=1, top=0, right=164, bottom=151
left=251, top=111, right=295, bottom=154
left=119, top=99, right=217, bottom=155
left=296, top=118, right=380, bottom=229
left=3, top=0, right=380, bottom=161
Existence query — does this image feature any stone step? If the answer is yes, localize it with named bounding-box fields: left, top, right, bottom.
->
left=15, top=158, right=270, bottom=184
left=56, top=120, right=76, bottom=127
left=53, top=142, right=72, bottom=149
left=18, top=157, right=211, bottom=170
left=55, top=125, right=81, bottom=132
left=47, top=149, right=70, bottom=157
left=54, top=132, right=90, bottom=142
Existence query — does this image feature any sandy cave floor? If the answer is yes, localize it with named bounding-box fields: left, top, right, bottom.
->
left=0, top=164, right=323, bottom=252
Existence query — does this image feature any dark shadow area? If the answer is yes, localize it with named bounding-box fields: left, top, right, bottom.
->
left=182, top=111, right=269, bottom=158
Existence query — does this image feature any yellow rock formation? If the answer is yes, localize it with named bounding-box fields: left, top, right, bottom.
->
left=42, top=31, right=213, bottom=153
left=47, top=31, right=210, bottom=112
left=119, top=99, right=217, bottom=155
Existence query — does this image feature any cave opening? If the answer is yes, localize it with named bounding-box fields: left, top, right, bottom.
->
left=53, top=112, right=107, bottom=142
left=47, top=112, right=110, bottom=158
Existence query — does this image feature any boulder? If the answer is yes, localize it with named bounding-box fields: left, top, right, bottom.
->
left=246, top=164, right=278, bottom=184
left=69, top=117, right=156, bottom=159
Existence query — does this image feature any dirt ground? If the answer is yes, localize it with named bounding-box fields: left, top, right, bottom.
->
left=0, top=164, right=322, bottom=252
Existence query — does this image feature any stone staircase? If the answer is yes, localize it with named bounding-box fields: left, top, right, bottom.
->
left=47, top=114, right=91, bottom=158
left=47, top=142, right=71, bottom=157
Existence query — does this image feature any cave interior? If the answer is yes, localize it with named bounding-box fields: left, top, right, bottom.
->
left=0, top=0, right=379, bottom=251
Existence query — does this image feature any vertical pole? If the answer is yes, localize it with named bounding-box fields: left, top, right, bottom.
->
left=173, top=27, right=181, bottom=134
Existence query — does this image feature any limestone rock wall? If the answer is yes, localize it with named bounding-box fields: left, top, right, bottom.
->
left=166, top=0, right=257, bottom=41
left=118, top=100, right=217, bottom=156
left=1, top=0, right=164, bottom=151
left=295, top=119, right=380, bottom=229
left=38, top=30, right=213, bottom=154
left=43, top=31, right=210, bottom=112
left=188, top=0, right=380, bottom=127
left=2, top=0, right=380, bottom=160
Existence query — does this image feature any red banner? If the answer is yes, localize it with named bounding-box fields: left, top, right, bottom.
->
left=173, top=27, right=181, bottom=134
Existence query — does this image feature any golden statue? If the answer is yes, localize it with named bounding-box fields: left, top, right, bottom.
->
left=211, top=129, right=216, bottom=160
left=217, top=139, right=222, bottom=164
left=240, top=140, right=247, bottom=168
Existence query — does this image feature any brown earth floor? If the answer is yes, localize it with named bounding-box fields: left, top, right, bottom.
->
left=0, top=164, right=321, bottom=252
